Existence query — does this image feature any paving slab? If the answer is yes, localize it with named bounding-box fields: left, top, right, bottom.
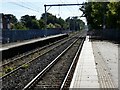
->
left=92, top=40, right=118, bottom=88
left=0, top=34, right=66, bottom=51
left=70, top=36, right=100, bottom=88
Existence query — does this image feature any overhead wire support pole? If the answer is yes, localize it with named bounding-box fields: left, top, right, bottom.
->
left=44, top=3, right=84, bottom=35
left=44, top=5, right=52, bottom=36
left=44, top=4, right=83, bottom=7
left=44, top=4, right=47, bottom=36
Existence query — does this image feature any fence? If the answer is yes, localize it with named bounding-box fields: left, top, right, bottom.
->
left=88, top=29, right=120, bottom=41
left=2, top=29, right=63, bottom=43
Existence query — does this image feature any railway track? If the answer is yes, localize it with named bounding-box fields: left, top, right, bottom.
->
left=23, top=37, right=85, bottom=90
left=0, top=32, right=79, bottom=76
left=1, top=37, right=69, bottom=76
left=1, top=31, right=78, bottom=65
left=1, top=32, right=86, bottom=89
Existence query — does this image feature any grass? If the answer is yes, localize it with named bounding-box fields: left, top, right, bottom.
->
left=4, top=67, right=14, bottom=73
left=21, top=64, right=29, bottom=69
left=0, top=72, right=4, bottom=77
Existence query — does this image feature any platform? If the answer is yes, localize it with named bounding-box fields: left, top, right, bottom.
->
left=70, top=36, right=99, bottom=88
left=70, top=36, right=118, bottom=89
left=0, top=34, right=66, bottom=51
left=92, top=40, right=118, bottom=88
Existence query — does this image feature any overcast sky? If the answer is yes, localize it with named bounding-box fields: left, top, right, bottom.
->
left=1, top=0, right=87, bottom=25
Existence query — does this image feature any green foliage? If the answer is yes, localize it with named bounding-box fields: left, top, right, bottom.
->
left=21, top=64, right=29, bottom=69
left=10, top=12, right=85, bottom=30
left=47, top=23, right=55, bottom=29
left=31, top=19, right=39, bottom=29
left=8, top=14, right=18, bottom=24
left=106, top=2, right=120, bottom=29
left=38, top=19, right=45, bottom=29
left=41, top=13, right=65, bottom=29
left=20, top=15, right=39, bottom=29
left=57, top=17, right=66, bottom=28
left=5, top=67, right=14, bottom=73
left=80, top=2, right=120, bottom=30
left=14, top=22, right=28, bottom=30
left=65, top=17, right=85, bottom=31
left=54, top=23, right=61, bottom=28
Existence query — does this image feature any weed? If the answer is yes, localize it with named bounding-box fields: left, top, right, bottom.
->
left=5, top=67, right=14, bottom=73
left=21, top=64, right=29, bottom=69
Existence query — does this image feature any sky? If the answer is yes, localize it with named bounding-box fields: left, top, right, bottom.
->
left=0, top=0, right=87, bottom=25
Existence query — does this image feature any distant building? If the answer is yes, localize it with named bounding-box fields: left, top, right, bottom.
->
left=0, top=13, right=11, bottom=30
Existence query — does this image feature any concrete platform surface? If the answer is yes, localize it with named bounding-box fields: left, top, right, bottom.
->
left=70, top=36, right=118, bottom=89
left=0, top=34, right=65, bottom=51
left=70, top=36, right=100, bottom=88
left=92, top=40, right=118, bottom=88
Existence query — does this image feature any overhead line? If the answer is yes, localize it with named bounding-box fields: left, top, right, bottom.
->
left=10, top=2, right=39, bottom=13
left=44, top=4, right=83, bottom=6
left=76, top=0, right=79, bottom=4
left=62, top=0, right=78, bottom=11
left=58, top=0, right=75, bottom=18
left=59, top=0, right=83, bottom=16
left=16, top=0, right=41, bottom=9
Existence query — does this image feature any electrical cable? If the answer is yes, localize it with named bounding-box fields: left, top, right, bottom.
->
left=9, top=2, right=39, bottom=13
left=59, top=0, right=75, bottom=15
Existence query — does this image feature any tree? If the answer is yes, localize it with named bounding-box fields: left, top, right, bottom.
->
left=41, top=12, right=68, bottom=29
left=106, top=2, right=120, bottom=29
left=80, top=2, right=104, bottom=30
left=14, top=22, right=28, bottom=30
left=65, top=16, right=85, bottom=31
left=20, top=15, right=39, bottom=29
left=56, top=17, right=65, bottom=28
left=47, top=23, right=55, bottom=29
left=8, top=14, right=18, bottom=24
left=41, top=13, right=57, bottom=25
left=80, top=2, right=120, bottom=30
left=54, top=23, right=61, bottom=28
left=5, top=14, right=18, bottom=29
left=31, top=19, right=39, bottom=29
left=38, top=19, right=45, bottom=29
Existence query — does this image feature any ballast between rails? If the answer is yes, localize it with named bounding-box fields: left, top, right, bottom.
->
left=1, top=31, right=87, bottom=89
left=0, top=36, right=69, bottom=68
left=0, top=35, right=71, bottom=79
left=1, top=33, right=68, bottom=60
left=60, top=38, right=85, bottom=90
left=22, top=36, right=85, bottom=90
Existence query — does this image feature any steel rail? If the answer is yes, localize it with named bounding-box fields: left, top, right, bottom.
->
left=0, top=35, right=77, bottom=79
left=22, top=36, right=80, bottom=90
left=1, top=36, right=68, bottom=67
left=60, top=38, right=85, bottom=90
